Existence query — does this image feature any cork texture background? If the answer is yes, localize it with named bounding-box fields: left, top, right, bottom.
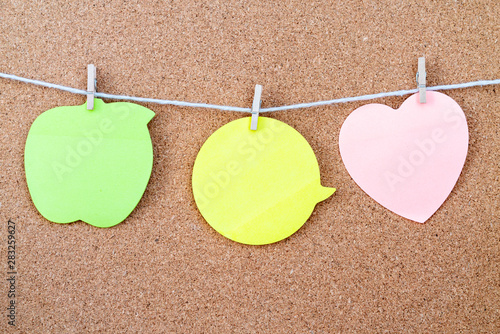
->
left=0, top=0, right=499, bottom=332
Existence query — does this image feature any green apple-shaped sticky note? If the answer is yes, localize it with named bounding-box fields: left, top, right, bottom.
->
left=24, top=99, right=154, bottom=228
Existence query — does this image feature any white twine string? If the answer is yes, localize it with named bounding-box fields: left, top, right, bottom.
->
left=0, top=72, right=498, bottom=113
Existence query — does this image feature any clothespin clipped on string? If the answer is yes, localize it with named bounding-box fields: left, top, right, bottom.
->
left=250, top=84, right=263, bottom=130
left=417, top=57, right=426, bottom=103
left=87, top=64, right=97, bottom=110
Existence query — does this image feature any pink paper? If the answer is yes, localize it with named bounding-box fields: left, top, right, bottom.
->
left=339, top=92, right=469, bottom=223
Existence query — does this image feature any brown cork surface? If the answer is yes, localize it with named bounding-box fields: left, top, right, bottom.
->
left=0, top=1, right=499, bottom=332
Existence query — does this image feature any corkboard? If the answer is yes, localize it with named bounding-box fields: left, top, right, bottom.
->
left=0, top=1, right=499, bottom=332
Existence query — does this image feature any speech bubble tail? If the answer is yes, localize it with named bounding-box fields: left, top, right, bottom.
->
left=315, top=186, right=336, bottom=203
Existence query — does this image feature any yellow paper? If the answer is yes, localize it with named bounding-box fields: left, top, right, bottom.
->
left=192, top=117, right=335, bottom=245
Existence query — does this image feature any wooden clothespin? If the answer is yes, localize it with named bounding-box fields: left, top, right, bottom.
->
left=417, top=57, right=426, bottom=103
left=87, top=64, right=96, bottom=110
left=250, top=84, right=263, bottom=131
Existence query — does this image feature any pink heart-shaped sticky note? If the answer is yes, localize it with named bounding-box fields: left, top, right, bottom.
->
left=339, top=91, right=469, bottom=223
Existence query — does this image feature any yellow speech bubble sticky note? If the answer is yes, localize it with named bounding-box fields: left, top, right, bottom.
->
left=192, top=117, right=335, bottom=245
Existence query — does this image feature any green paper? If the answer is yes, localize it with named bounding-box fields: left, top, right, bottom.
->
left=24, top=99, right=154, bottom=228
left=192, top=117, right=335, bottom=245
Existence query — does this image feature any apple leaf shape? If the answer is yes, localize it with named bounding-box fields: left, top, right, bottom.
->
left=24, top=99, right=154, bottom=227
left=339, top=92, right=469, bottom=223
left=192, top=117, right=335, bottom=245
